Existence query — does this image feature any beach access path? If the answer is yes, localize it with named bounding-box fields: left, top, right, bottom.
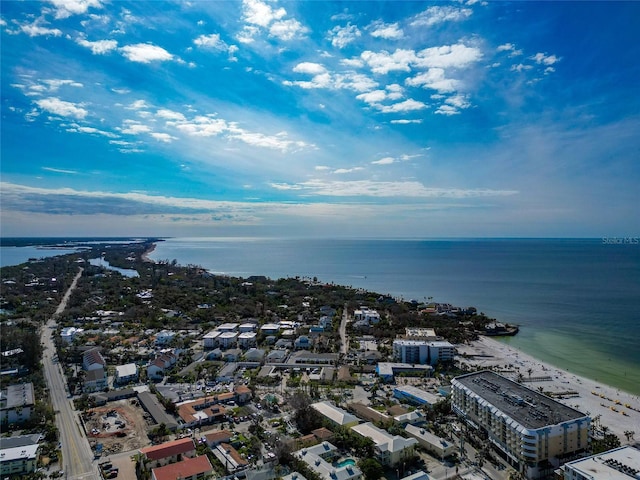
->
left=457, top=336, right=640, bottom=442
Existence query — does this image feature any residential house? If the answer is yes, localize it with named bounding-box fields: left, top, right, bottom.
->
left=155, top=330, right=177, bottom=346
left=216, top=323, right=239, bottom=333
left=239, top=323, right=257, bottom=333
left=203, top=330, right=221, bottom=349
left=60, top=326, right=83, bottom=344
left=353, top=307, right=381, bottom=324
left=351, top=422, right=417, bottom=467
left=260, top=324, right=280, bottom=335
left=404, top=424, right=456, bottom=459
left=83, top=367, right=107, bottom=393
left=82, top=348, right=106, bottom=371
left=0, top=437, right=40, bottom=476
left=218, top=332, right=238, bottom=349
left=243, top=348, right=265, bottom=362
left=294, top=335, right=312, bottom=350
left=294, top=442, right=362, bottom=480
left=214, top=443, right=249, bottom=474
left=115, top=363, right=139, bottom=385
left=151, top=455, right=213, bottom=480
left=0, top=383, right=34, bottom=425
left=204, top=429, right=233, bottom=448
left=238, top=332, right=257, bottom=348
left=140, top=438, right=196, bottom=468
left=311, top=401, right=359, bottom=428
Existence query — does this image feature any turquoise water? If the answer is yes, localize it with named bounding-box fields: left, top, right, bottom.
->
left=335, top=458, right=356, bottom=468
left=149, top=238, right=640, bottom=395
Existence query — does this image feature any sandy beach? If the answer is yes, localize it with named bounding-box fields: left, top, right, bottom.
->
left=456, top=336, right=640, bottom=443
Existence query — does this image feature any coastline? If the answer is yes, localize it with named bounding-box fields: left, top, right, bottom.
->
left=141, top=242, right=156, bottom=262
left=457, top=336, right=640, bottom=442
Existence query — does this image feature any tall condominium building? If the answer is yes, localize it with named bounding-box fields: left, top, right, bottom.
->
left=451, top=371, right=590, bottom=480
left=392, top=339, right=455, bottom=365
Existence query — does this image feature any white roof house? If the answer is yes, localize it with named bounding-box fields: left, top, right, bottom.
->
left=561, top=445, right=640, bottom=480
left=351, top=422, right=418, bottom=466
left=216, top=323, right=239, bottom=332
left=405, top=424, right=456, bottom=459
left=311, top=401, right=359, bottom=427
left=115, top=363, right=139, bottom=384
left=295, top=442, right=362, bottom=480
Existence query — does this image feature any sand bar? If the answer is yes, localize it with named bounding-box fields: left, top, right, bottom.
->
left=456, top=336, right=640, bottom=442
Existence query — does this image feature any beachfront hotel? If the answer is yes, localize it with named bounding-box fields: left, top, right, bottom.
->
left=451, top=371, right=590, bottom=480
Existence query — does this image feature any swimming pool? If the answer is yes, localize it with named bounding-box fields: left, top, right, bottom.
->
left=335, top=458, right=356, bottom=468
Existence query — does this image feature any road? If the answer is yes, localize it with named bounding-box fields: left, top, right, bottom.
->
left=339, top=304, right=349, bottom=355
left=41, top=267, right=98, bottom=480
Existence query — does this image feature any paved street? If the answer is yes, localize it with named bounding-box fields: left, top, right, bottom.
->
left=339, top=303, right=349, bottom=355
left=41, top=268, right=98, bottom=480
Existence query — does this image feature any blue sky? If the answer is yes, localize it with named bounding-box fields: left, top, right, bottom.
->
left=1, top=0, right=639, bottom=238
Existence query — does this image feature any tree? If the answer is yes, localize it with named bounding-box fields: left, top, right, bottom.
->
left=624, top=430, right=635, bottom=442
left=358, top=458, right=383, bottom=480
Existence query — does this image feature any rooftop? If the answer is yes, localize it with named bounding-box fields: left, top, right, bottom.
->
left=1, top=383, right=34, bottom=409
left=151, top=455, right=212, bottom=480
left=351, top=422, right=418, bottom=453
left=311, top=401, right=359, bottom=426
left=140, top=437, right=195, bottom=461
left=563, top=446, right=640, bottom=479
left=453, top=371, right=588, bottom=429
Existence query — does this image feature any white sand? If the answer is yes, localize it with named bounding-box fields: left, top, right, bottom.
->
left=456, top=336, right=640, bottom=443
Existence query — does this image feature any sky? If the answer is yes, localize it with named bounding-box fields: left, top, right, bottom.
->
left=1, top=0, right=639, bottom=238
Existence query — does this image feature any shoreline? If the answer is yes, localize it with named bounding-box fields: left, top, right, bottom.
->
left=141, top=242, right=156, bottom=262
left=457, top=336, right=640, bottom=441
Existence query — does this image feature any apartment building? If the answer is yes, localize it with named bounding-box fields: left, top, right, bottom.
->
left=451, top=371, right=590, bottom=479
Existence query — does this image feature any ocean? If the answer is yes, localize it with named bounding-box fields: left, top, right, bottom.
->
left=148, top=237, right=640, bottom=395
left=2, top=237, right=639, bottom=395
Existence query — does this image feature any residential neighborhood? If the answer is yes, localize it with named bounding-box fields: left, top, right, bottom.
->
left=0, top=239, right=637, bottom=480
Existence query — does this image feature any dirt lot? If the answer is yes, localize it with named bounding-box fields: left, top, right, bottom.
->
left=84, top=399, right=152, bottom=456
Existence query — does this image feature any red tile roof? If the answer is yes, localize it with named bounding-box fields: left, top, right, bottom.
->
left=140, top=437, right=195, bottom=461
left=152, top=455, right=212, bottom=480
left=205, top=429, right=232, bottom=445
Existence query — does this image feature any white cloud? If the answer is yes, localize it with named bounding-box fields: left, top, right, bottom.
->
left=126, top=100, right=150, bottom=110
left=269, top=18, right=308, bottom=40
left=76, top=38, right=118, bottom=54
left=356, top=90, right=387, bottom=105
left=66, top=123, right=117, bottom=138
left=405, top=68, right=460, bottom=93
left=531, top=52, right=561, bottom=66
left=511, top=63, right=532, bottom=72
left=371, top=157, right=395, bottom=165
left=119, top=121, right=151, bottom=135
left=328, top=24, right=361, bottom=48
left=333, top=167, right=364, bottom=174
left=315, top=165, right=330, bottom=171
left=42, top=167, right=78, bottom=174
left=194, top=33, right=225, bottom=49
left=47, top=0, right=103, bottom=19
left=377, top=99, right=427, bottom=113
left=35, top=97, right=87, bottom=119
left=20, top=21, right=62, bottom=37
left=390, top=119, right=422, bottom=124
left=340, top=58, right=364, bottom=68
left=150, top=132, right=177, bottom=143
left=497, top=43, right=515, bottom=52
left=435, top=105, right=460, bottom=116
left=120, top=43, right=173, bottom=63
left=369, top=21, right=403, bottom=40
left=43, top=79, right=83, bottom=91
left=360, top=49, right=415, bottom=74
left=242, top=0, right=286, bottom=28
left=293, top=62, right=327, bottom=75
left=411, top=5, right=472, bottom=27
left=415, top=43, right=483, bottom=69
left=271, top=179, right=517, bottom=198
left=445, top=93, right=471, bottom=109
left=194, top=33, right=238, bottom=60
left=156, top=109, right=186, bottom=122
